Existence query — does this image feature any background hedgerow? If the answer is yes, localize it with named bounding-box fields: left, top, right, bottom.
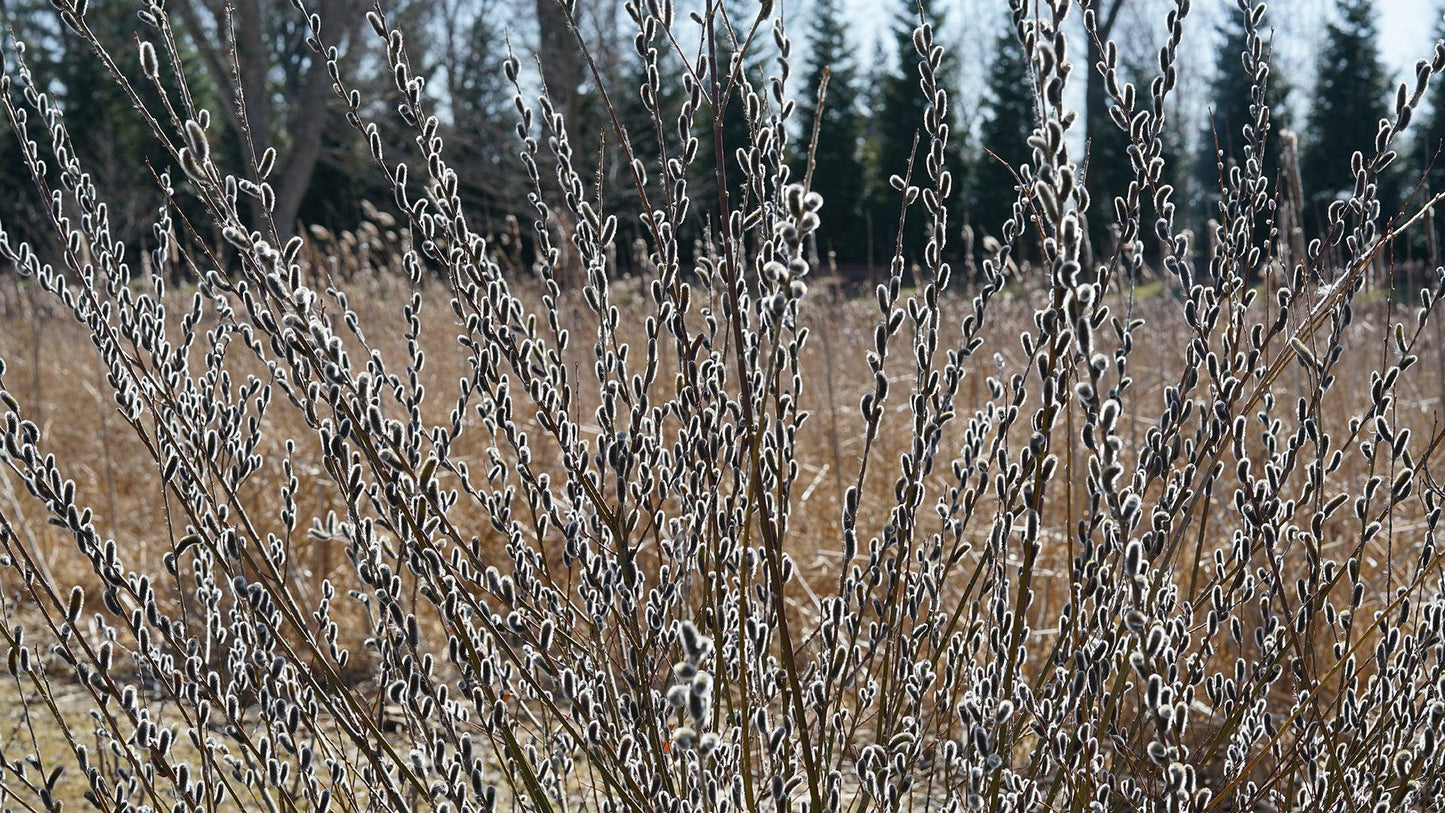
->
left=3, top=0, right=1445, bottom=811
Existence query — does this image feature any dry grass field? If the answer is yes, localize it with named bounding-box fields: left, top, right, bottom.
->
left=2, top=255, right=1444, bottom=808
left=1, top=257, right=1439, bottom=652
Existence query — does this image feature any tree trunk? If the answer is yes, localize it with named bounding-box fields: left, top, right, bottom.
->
left=535, top=0, right=585, bottom=145
left=1084, top=0, right=1127, bottom=265
left=235, top=0, right=272, bottom=160
left=175, top=0, right=363, bottom=241
left=270, top=55, right=332, bottom=241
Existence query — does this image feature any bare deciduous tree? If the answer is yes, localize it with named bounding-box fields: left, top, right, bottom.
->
left=174, top=0, right=367, bottom=239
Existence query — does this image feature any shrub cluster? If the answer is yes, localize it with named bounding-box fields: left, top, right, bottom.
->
left=0, top=0, right=1444, bottom=810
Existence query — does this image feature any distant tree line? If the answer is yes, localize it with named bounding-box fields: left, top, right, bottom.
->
left=0, top=0, right=1441, bottom=278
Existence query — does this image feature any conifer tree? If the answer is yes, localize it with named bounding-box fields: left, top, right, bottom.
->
left=1195, top=4, right=1291, bottom=221
left=868, top=0, right=969, bottom=273
left=1302, top=0, right=1391, bottom=211
left=692, top=0, right=769, bottom=230
left=1082, top=0, right=1130, bottom=259
left=3, top=0, right=200, bottom=245
left=973, top=17, right=1034, bottom=249
left=858, top=35, right=890, bottom=270
left=611, top=31, right=689, bottom=270
left=443, top=0, right=525, bottom=228
left=797, top=0, right=866, bottom=266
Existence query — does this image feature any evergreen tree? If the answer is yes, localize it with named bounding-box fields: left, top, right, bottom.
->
left=1084, top=84, right=1134, bottom=260
left=1082, top=0, right=1130, bottom=260
left=1085, top=121, right=1133, bottom=259
left=858, top=35, right=890, bottom=270
left=973, top=18, right=1034, bottom=249
left=1156, top=97, right=1195, bottom=233
left=445, top=0, right=527, bottom=228
left=691, top=0, right=769, bottom=229
left=868, top=0, right=969, bottom=273
left=2, top=1, right=201, bottom=248
left=1194, top=4, right=1292, bottom=222
left=796, top=0, right=866, bottom=266
left=1302, top=0, right=1392, bottom=212
left=610, top=37, right=689, bottom=271
left=1190, top=3, right=1294, bottom=244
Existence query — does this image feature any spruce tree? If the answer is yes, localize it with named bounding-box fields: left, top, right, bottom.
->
left=612, top=38, right=688, bottom=271
left=1084, top=93, right=1133, bottom=261
left=1301, top=0, right=1391, bottom=212
left=447, top=2, right=524, bottom=228
left=1082, top=0, right=1130, bottom=260
left=3, top=0, right=201, bottom=246
left=868, top=0, right=969, bottom=273
left=692, top=0, right=769, bottom=230
left=858, top=36, right=890, bottom=270
left=974, top=18, right=1034, bottom=249
left=797, top=0, right=866, bottom=266
left=1195, top=4, right=1291, bottom=221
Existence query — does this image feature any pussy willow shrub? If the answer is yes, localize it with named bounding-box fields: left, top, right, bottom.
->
left=3, top=0, right=1445, bottom=808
